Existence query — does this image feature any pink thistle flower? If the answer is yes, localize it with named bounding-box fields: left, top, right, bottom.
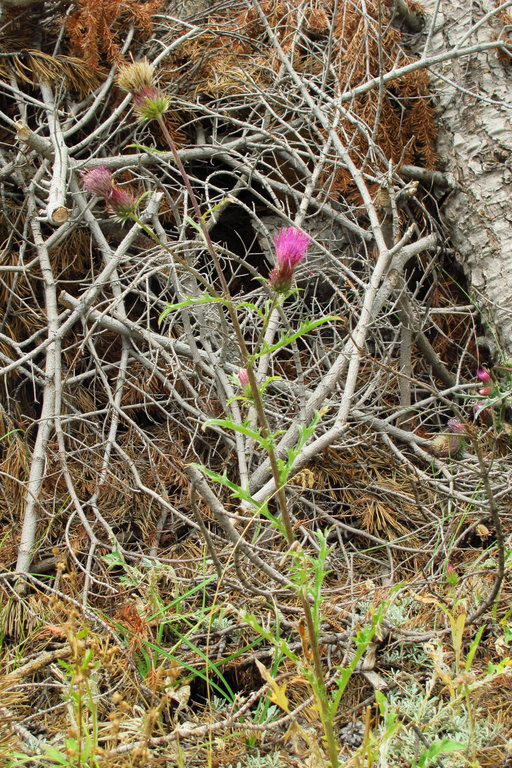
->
left=269, top=227, right=311, bottom=294
left=106, top=186, right=137, bottom=221
left=476, top=368, right=492, bottom=383
left=447, top=418, right=464, bottom=434
left=81, top=165, right=114, bottom=197
left=479, top=387, right=492, bottom=396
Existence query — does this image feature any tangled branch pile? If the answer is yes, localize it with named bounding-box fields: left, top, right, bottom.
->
left=0, top=0, right=511, bottom=765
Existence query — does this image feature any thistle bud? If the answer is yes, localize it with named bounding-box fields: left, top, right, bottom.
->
left=237, top=368, right=252, bottom=399
left=431, top=417, right=466, bottom=458
left=476, top=368, right=492, bottom=383
left=446, top=563, right=458, bottom=586
left=431, top=434, right=465, bottom=458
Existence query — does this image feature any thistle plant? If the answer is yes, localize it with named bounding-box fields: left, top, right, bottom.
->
left=81, top=60, right=370, bottom=768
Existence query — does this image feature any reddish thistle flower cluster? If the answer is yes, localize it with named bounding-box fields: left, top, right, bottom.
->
left=81, top=165, right=137, bottom=222
left=473, top=368, right=494, bottom=424
left=475, top=368, right=493, bottom=396
left=269, top=227, right=311, bottom=294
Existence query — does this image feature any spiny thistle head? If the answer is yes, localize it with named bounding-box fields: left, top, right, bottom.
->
left=81, top=165, right=114, bottom=197
left=269, top=226, right=311, bottom=294
left=431, top=417, right=467, bottom=458
left=431, top=433, right=465, bottom=459
left=117, top=59, right=169, bottom=121
left=105, top=186, right=138, bottom=222
left=81, top=166, right=137, bottom=223
left=447, top=418, right=464, bottom=434
left=117, top=60, right=155, bottom=92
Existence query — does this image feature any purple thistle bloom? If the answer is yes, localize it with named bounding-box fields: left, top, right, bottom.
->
left=269, top=227, right=311, bottom=294
left=81, top=165, right=114, bottom=197
left=106, top=186, right=137, bottom=220
left=447, top=418, right=464, bottom=434
left=274, top=227, right=311, bottom=268
left=476, top=368, right=492, bottom=383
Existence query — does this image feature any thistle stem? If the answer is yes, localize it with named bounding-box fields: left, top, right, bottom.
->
left=157, top=114, right=338, bottom=768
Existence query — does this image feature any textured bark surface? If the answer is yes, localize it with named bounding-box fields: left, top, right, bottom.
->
left=420, top=0, right=512, bottom=357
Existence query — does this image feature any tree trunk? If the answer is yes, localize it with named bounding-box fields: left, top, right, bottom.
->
left=419, top=0, right=512, bottom=358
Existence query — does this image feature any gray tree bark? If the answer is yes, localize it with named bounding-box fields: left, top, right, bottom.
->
left=419, top=0, right=512, bottom=358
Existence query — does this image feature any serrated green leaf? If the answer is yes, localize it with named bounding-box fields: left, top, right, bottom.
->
left=126, top=142, right=173, bottom=155
left=43, top=745, right=69, bottom=765
left=193, top=465, right=254, bottom=503
left=204, top=417, right=282, bottom=452
left=184, top=214, right=202, bottom=232
left=259, top=375, right=282, bottom=394
left=254, top=316, right=340, bottom=358
left=159, top=294, right=224, bottom=324
left=204, top=417, right=266, bottom=444
left=234, top=301, right=266, bottom=318
left=418, top=738, right=465, bottom=768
